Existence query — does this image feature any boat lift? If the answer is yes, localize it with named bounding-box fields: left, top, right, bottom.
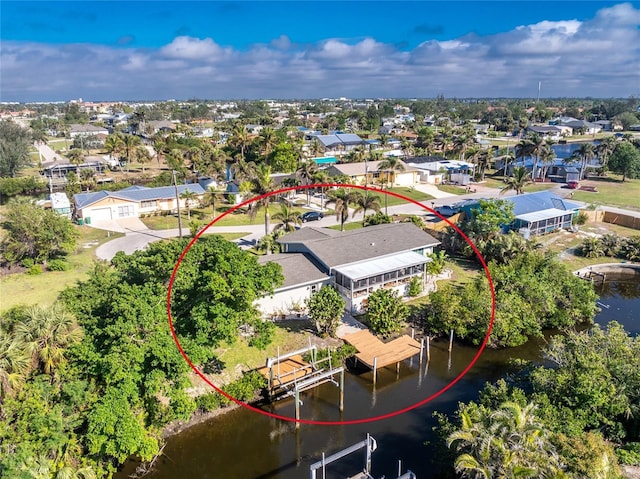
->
left=309, top=434, right=417, bottom=479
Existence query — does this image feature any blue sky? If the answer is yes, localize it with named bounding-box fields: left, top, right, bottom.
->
left=1, top=1, right=639, bottom=101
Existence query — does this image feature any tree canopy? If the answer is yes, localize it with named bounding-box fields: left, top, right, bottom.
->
left=0, top=120, right=33, bottom=177
left=1, top=199, right=79, bottom=265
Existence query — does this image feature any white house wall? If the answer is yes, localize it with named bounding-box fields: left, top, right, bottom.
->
left=256, top=280, right=330, bottom=317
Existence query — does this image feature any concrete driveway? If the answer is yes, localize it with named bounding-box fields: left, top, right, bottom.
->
left=89, top=217, right=149, bottom=234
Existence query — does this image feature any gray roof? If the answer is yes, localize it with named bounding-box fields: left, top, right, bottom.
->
left=315, top=133, right=365, bottom=148
left=328, top=160, right=414, bottom=177
left=258, top=253, right=328, bottom=289
left=74, top=184, right=205, bottom=209
left=278, top=226, right=342, bottom=244
left=279, top=223, right=440, bottom=269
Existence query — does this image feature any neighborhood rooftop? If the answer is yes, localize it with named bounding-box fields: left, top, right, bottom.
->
left=278, top=223, right=439, bottom=269
left=257, top=253, right=328, bottom=289
left=74, top=184, right=205, bottom=209
left=507, top=190, right=583, bottom=216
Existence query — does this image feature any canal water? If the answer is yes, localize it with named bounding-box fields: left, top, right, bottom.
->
left=117, top=275, right=639, bottom=479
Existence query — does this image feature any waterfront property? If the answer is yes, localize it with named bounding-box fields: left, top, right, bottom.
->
left=507, top=190, right=583, bottom=237
left=342, top=329, right=424, bottom=385
left=73, top=184, right=205, bottom=222
left=258, top=223, right=440, bottom=315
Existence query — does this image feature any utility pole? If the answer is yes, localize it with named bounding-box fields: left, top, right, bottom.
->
left=172, top=170, right=183, bottom=238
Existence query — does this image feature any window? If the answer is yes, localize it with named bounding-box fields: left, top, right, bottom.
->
left=117, top=205, right=133, bottom=217
left=141, top=200, right=157, bottom=209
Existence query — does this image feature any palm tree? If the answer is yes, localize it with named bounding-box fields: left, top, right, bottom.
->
left=352, top=191, right=381, bottom=225
left=271, top=204, right=302, bottom=232
left=447, top=402, right=564, bottom=479
left=575, top=142, right=596, bottom=180
left=258, top=127, right=277, bottom=157
left=377, top=156, right=406, bottom=214
left=228, top=123, right=251, bottom=161
left=67, top=148, right=85, bottom=166
left=296, top=161, right=318, bottom=206
left=0, top=330, right=29, bottom=399
left=204, top=186, right=224, bottom=218
left=595, top=136, right=617, bottom=174
left=515, top=134, right=545, bottom=181
left=134, top=145, right=151, bottom=174
left=326, top=188, right=357, bottom=231
left=105, top=134, right=124, bottom=164
left=501, top=166, right=532, bottom=195
left=312, top=170, right=331, bottom=210
left=400, top=138, right=414, bottom=160
left=15, top=303, right=82, bottom=375
left=538, top=144, right=556, bottom=181
left=180, top=188, right=197, bottom=220
left=247, top=163, right=276, bottom=240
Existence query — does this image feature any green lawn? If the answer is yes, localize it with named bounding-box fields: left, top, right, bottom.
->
left=328, top=221, right=364, bottom=231
left=437, top=184, right=468, bottom=195
left=213, top=325, right=316, bottom=374
left=365, top=187, right=435, bottom=207
left=571, top=176, right=640, bottom=211
left=141, top=204, right=313, bottom=230
left=0, top=227, right=123, bottom=312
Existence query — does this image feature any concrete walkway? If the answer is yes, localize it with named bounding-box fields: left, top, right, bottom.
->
left=336, top=313, right=368, bottom=339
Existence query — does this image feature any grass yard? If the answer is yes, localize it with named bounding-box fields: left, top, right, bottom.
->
left=437, top=184, right=468, bottom=195
left=364, top=187, right=435, bottom=207
left=571, top=176, right=640, bottom=211
left=141, top=204, right=312, bottom=230
left=0, top=226, right=122, bottom=312
left=328, top=221, right=364, bottom=231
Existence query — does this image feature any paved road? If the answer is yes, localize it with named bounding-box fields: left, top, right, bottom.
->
left=92, top=183, right=542, bottom=261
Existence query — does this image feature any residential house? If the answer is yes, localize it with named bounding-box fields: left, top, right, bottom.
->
left=258, top=223, right=440, bottom=314
left=256, top=253, right=331, bottom=317
left=407, top=157, right=474, bottom=185
left=326, top=160, right=418, bottom=187
left=527, top=125, right=572, bottom=140
left=312, top=133, right=366, bottom=156
left=73, top=184, right=205, bottom=222
left=507, top=190, right=583, bottom=237
left=68, top=124, right=109, bottom=138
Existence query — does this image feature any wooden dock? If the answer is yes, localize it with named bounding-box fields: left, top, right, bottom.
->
left=256, top=354, right=314, bottom=389
left=257, top=344, right=345, bottom=427
left=343, top=330, right=423, bottom=384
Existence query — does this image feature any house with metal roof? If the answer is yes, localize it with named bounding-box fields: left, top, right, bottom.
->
left=326, top=160, right=418, bottom=187
left=507, top=190, right=583, bottom=237
left=73, top=184, right=205, bottom=223
left=313, top=133, right=366, bottom=156
left=258, top=223, right=440, bottom=314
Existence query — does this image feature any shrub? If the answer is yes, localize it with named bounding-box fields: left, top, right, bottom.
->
left=407, top=277, right=423, bottom=297
left=21, top=258, right=35, bottom=268
left=223, top=371, right=267, bottom=402
left=47, top=259, right=71, bottom=271
left=617, top=443, right=640, bottom=466
left=27, top=264, right=43, bottom=275
left=196, top=392, right=226, bottom=412
left=248, top=320, right=275, bottom=350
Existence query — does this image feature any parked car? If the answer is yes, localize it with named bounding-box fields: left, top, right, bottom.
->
left=567, top=180, right=579, bottom=189
left=301, top=211, right=324, bottom=222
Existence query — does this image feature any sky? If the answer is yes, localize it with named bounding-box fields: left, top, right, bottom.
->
left=1, top=1, right=639, bottom=102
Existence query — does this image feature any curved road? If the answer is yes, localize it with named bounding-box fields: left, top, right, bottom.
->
left=94, top=184, right=517, bottom=261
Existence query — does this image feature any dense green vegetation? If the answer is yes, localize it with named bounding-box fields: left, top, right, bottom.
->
left=0, top=236, right=283, bottom=477
left=416, top=250, right=598, bottom=348
left=1, top=199, right=79, bottom=266
left=435, top=322, right=640, bottom=478
left=578, top=233, right=640, bottom=261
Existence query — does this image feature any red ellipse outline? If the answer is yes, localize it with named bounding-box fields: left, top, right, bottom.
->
left=167, top=183, right=495, bottom=425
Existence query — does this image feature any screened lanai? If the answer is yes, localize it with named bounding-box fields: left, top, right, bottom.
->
left=333, top=251, right=428, bottom=313
left=514, top=208, right=574, bottom=236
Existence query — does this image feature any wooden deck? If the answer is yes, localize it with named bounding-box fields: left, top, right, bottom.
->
left=343, top=330, right=422, bottom=370
left=257, top=354, right=314, bottom=388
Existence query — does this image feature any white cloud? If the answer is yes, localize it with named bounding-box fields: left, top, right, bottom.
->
left=1, top=3, right=639, bottom=101
left=159, top=36, right=228, bottom=61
